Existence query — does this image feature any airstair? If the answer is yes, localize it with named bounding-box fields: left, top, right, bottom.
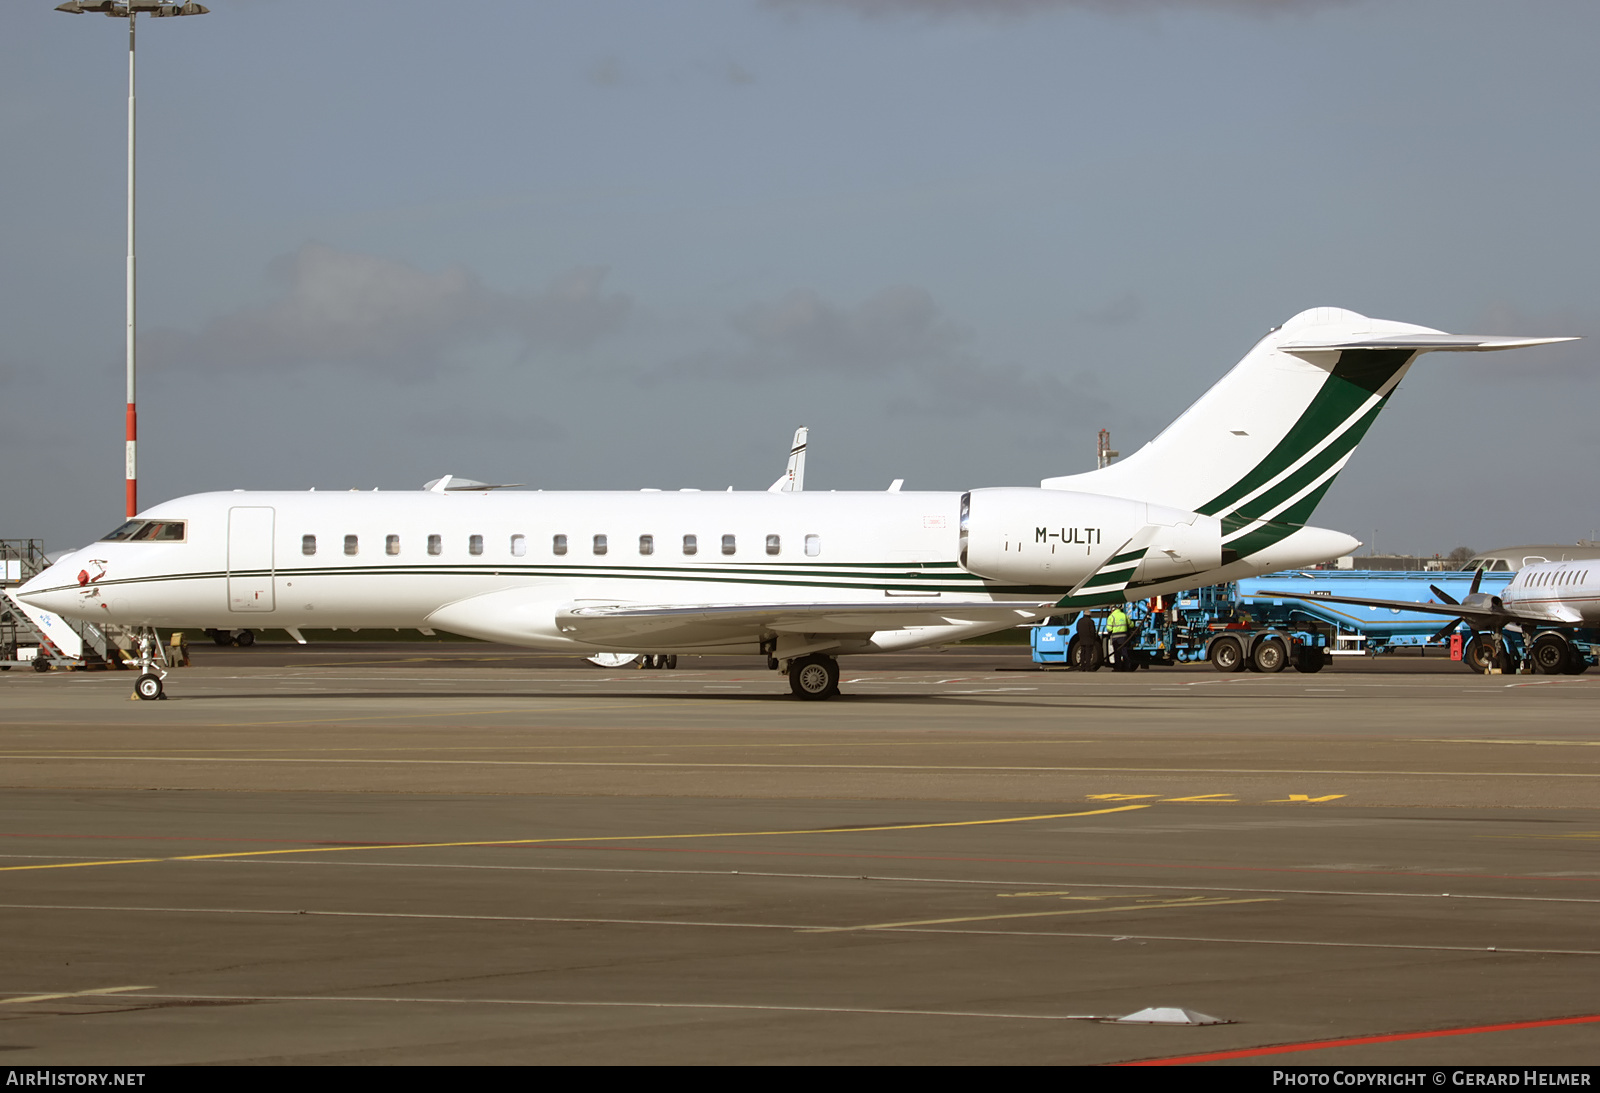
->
left=1, top=539, right=128, bottom=671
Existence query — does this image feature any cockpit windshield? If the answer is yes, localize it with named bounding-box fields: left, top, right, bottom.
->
left=100, top=519, right=186, bottom=542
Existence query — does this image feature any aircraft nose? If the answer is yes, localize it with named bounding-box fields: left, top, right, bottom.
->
left=14, top=558, right=85, bottom=616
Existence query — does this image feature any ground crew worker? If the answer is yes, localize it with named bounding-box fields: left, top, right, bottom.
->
left=1073, top=611, right=1100, bottom=670
left=1107, top=604, right=1133, bottom=671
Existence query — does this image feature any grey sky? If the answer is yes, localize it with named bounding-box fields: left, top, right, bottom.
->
left=2, top=0, right=1595, bottom=555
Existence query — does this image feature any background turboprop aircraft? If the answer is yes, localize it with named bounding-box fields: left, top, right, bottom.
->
left=1263, top=559, right=1599, bottom=675
left=17, top=307, right=1574, bottom=701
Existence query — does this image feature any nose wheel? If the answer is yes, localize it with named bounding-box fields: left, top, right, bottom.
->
left=130, top=629, right=169, bottom=700
left=787, top=654, right=840, bottom=700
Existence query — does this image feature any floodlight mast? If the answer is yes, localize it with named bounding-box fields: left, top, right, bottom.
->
left=54, top=1, right=210, bottom=518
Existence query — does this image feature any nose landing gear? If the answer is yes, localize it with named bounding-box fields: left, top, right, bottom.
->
left=131, top=629, right=168, bottom=700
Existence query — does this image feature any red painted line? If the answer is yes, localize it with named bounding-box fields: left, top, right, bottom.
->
left=1120, top=1013, right=1600, bottom=1066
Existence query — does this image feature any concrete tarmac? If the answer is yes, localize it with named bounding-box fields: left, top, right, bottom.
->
left=2, top=643, right=1597, bottom=1065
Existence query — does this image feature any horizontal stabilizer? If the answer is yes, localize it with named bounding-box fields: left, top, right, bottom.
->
left=1278, top=334, right=1578, bottom=354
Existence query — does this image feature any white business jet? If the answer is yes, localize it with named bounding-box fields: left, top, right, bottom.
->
left=17, top=307, right=1573, bottom=700
left=1264, top=560, right=1599, bottom=674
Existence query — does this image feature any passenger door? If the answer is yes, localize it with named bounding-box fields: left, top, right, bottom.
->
left=227, top=506, right=276, bottom=612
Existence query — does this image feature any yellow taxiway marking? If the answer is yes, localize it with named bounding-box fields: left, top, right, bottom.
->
left=0, top=986, right=151, bottom=1005
left=804, top=896, right=1279, bottom=933
left=1419, top=739, right=1600, bottom=747
left=0, top=804, right=1150, bottom=874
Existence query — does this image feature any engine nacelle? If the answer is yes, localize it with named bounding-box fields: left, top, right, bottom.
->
left=958, top=488, right=1224, bottom=587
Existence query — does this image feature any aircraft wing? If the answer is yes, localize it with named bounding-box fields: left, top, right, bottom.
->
left=556, top=599, right=1050, bottom=645
left=1252, top=589, right=1539, bottom=629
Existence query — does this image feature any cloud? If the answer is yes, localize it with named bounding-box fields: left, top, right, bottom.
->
left=647, top=283, right=1106, bottom=421
left=401, top=405, right=570, bottom=445
left=1081, top=290, right=1143, bottom=327
left=885, top=359, right=1106, bottom=420
left=588, top=57, right=624, bottom=87
left=766, top=0, right=1351, bottom=17
left=145, top=244, right=631, bottom=381
left=729, top=284, right=966, bottom=370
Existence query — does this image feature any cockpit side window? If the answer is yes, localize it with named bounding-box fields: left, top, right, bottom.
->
left=101, top=520, right=185, bottom=542
left=101, top=521, right=143, bottom=541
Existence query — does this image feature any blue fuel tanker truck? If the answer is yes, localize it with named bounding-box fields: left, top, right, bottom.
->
left=1032, top=569, right=1522, bottom=674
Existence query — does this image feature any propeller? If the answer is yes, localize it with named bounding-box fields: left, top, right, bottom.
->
left=1427, top=567, right=1488, bottom=645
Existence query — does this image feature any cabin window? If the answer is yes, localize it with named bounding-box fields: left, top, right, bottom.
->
left=469, top=535, right=484, bottom=556
left=805, top=534, right=821, bottom=557
left=301, top=534, right=316, bottom=557
left=344, top=534, right=359, bottom=556
left=765, top=534, right=780, bottom=556
left=428, top=534, right=442, bottom=556
left=593, top=534, right=608, bottom=556
left=722, top=534, right=736, bottom=556
left=683, top=534, right=697, bottom=556
left=385, top=534, right=400, bottom=556
left=639, top=534, right=654, bottom=556
left=553, top=534, right=568, bottom=556
left=511, top=534, right=527, bottom=557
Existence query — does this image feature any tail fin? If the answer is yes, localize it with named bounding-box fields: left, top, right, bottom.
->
left=768, top=427, right=808, bottom=492
left=1044, top=308, right=1572, bottom=541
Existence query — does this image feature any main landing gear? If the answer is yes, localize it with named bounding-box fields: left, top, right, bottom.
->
left=786, top=654, right=841, bottom=700
left=204, top=628, right=255, bottom=647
